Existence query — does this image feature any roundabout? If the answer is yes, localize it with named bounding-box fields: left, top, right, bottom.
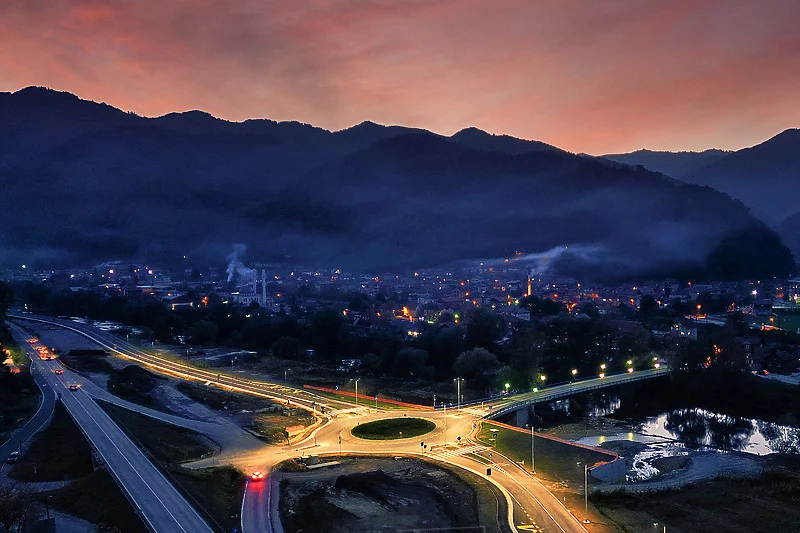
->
left=350, top=417, right=436, bottom=440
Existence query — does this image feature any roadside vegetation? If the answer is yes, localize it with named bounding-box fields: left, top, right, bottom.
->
left=176, top=380, right=316, bottom=444
left=9, top=402, right=94, bottom=482
left=99, top=400, right=245, bottom=533
left=40, top=469, right=148, bottom=533
left=177, top=380, right=273, bottom=411
left=0, top=328, right=38, bottom=446
left=59, top=349, right=114, bottom=374
left=107, top=364, right=167, bottom=407
left=351, top=418, right=435, bottom=440
left=592, top=456, right=800, bottom=533
left=476, top=422, right=611, bottom=488
left=99, top=401, right=217, bottom=463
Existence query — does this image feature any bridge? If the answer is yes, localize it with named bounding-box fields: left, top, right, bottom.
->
left=484, top=367, right=669, bottom=426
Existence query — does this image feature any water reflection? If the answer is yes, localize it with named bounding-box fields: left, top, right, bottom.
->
left=641, top=408, right=800, bottom=455
left=587, top=393, right=621, bottom=417
left=757, top=421, right=800, bottom=454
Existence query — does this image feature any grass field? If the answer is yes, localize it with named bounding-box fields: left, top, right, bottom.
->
left=177, top=380, right=316, bottom=444
left=40, top=469, right=148, bottom=533
left=592, top=465, right=800, bottom=533
left=351, top=418, right=436, bottom=440
left=9, top=402, right=94, bottom=482
left=476, top=422, right=611, bottom=488
left=99, top=400, right=245, bottom=531
left=98, top=401, right=217, bottom=463
left=60, top=352, right=114, bottom=374
left=167, top=466, right=246, bottom=533
left=107, top=365, right=167, bottom=407
left=302, top=387, right=417, bottom=410
left=177, top=380, right=274, bottom=411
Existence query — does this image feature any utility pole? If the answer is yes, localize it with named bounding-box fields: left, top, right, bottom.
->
left=443, top=403, right=447, bottom=443
left=584, top=464, right=589, bottom=523
left=531, top=425, right=535, bottom=474
left=454, top=378, right=463, bottom=412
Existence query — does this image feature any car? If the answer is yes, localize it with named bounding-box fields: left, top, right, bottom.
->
left=68, top=384, right=80, bottom=391
left=7, top=451, right=19, bottom=464
left=250, top=471, right=266, bottom=481
left=55, top=369, right=64, bottom=375
left=759, top=369, right=770, bottom=375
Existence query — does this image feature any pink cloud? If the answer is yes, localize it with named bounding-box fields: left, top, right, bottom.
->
left=0, top=0, right=798, bottom=153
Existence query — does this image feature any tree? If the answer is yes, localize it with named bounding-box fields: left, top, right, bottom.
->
left=309, top=309, right=344, bottom=360
left=639, top=295, right=658, bottom=316
left=0, top=481, right=35, bottom=533
left=464, top=307, right=503, bottom=349
left=0, top=282, right=13, bottom=322
left=706, top=226, right=797, bottom=280
left=504, top=326, right=546, bottom=386
left=521, top=295, right=563, bottom=317
left=271, top=337, right=301, bottom=360
left=453, top=347, right=500, bottom=388
left=391, top=348, right=431, bottom=378
left=187, top=320, right=219, bottom=345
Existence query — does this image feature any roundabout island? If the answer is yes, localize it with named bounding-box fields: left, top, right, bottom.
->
left=350, top=417, right=436, bottom=440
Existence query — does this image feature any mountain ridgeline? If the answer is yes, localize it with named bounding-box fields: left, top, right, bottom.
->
left=0, top=86, right=795, bottom=280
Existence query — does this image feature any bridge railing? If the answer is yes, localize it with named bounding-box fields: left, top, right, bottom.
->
left=486, top=368, right=668, bottom=419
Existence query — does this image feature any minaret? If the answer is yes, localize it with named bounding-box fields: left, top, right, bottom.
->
left=261, top=269, right=267, bottom=307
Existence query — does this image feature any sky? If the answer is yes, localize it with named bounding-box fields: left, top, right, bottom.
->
left=1, top=0, right=799, bottom=154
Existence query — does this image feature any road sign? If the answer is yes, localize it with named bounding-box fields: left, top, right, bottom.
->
left=335, top=385, right=339, bottom=391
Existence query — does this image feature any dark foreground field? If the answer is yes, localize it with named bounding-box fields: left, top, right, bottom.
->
left=592, top=455, right=800, bottom=533
left=279, top=456, right=510, bottom=533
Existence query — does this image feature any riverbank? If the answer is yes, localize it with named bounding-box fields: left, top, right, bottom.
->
left=592, top=455, right=800, bottom=533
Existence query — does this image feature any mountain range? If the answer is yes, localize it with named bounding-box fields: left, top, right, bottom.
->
left=0, top=86, right=795, bottom=280
left=604, top=129, right=800, bottom=266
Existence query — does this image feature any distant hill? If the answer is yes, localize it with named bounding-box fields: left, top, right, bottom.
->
left=602, top=149, right=729, bottom=178
left=777, top=212, right=800, bottom=257
left=681, top=129, right=800, bottom=223
left=450, top=127, right=560, bottom=155
left=0, top=87, right=794, bottom=280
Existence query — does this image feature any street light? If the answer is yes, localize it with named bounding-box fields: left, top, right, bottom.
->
left=530, top=390, right=536, bottom=474
left=504, top=382, right=511, bottom=393
left=571, top=369, right=578, bottom=382
left=354, top=378, right=360, bottom=412
left=600, top=363, right=606, bottom=370
left=583, top=463, right=590, bottom=523
left=454, top=378, right=465, bottom=411
left=539, top=374, right=547, bottom=384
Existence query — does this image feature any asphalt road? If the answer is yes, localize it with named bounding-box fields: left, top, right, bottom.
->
left=10, top=313, right=351, bottom=413
left=8, top=323, right=214, bottom=533
left=0, top=343, right=56, bottom=465
left=9, top=313, right=667, bottom=533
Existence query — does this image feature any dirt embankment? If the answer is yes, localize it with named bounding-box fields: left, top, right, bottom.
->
left=279, top=457, right=508, bottom=533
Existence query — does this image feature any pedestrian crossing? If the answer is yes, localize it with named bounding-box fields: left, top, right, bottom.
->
left=434, top=443, right=487, bottom=459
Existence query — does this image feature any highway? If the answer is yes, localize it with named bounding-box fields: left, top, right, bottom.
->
left=7, top=322, right=214, bottom=533
left=9, top=313, right=667, bottom=533
left=0, top=347, right=57, bottom=466
left=9, top=313, right=351, bottom=413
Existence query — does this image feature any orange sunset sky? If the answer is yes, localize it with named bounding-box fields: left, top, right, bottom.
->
left=1, top=0, right=798, bottom=154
